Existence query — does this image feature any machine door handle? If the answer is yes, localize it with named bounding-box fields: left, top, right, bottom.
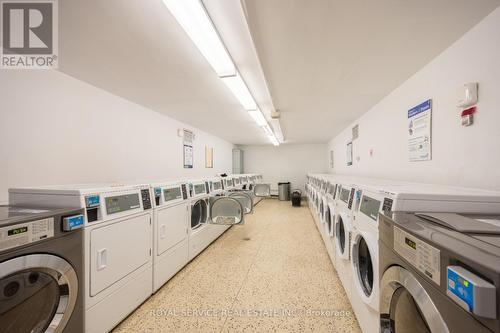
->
left=97, top=248, right=107, bottom=271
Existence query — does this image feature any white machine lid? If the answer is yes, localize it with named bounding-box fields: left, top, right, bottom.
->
left=9, top=182, right=148, bottom=195
left=416, top=213, right=500, bottom=234
left=381, top=183, right=500, bottom=203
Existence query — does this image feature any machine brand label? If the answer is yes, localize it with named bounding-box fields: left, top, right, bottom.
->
left=394, top=226, right=441, bottom=285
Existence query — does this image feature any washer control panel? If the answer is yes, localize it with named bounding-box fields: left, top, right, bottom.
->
left=394, top=226, right=441, bottom=285
left=0, top=218, right=54, bottom=251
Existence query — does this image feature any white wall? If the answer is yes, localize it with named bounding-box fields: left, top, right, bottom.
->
left=0, top=70, right=234, bottom=203
left=241, top=144, right=327, bottom=194
left=327, top=7, right=500, bottom=191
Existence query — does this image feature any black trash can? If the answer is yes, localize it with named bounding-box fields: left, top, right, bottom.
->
left=291, top=189, right=302, bottom=207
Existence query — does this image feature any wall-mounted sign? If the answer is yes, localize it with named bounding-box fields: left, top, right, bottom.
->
left=183, top=129, right=194, bottom=168
left=205, top=146, right=213, bottom=168
left=347, top=142, right=353, bottom=166
left=408, top=99, right=432, bottom=162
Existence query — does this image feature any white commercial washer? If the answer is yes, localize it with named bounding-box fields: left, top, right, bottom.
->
left=333, top=179, right=359, bottom=303
left=9, top=183, right=154, bottom=333
left=323, top=177, right=339, bottom=264
left=350, top=183, right=500, bottom=333
left=151, top=180, right=190, bottom=293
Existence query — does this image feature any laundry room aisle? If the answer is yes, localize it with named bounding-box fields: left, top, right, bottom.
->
left=113, top=199, right=360, bottom=333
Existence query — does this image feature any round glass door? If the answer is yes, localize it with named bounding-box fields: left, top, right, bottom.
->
left=228, top=192, right=253, bottom=214
left=325, top=206, right=332, bottom=235
left=210, top=197, right=243, bottom=225
left=0, top=254, right=78, bottom=333
left=354, top=237, right=373, bottom=296
left=380, top=266, right=448, bottom=333
left=191, top=199, right=207, bottom=229
left=336, top=216, right=346, bottom=254
left=390, top=288, right=431, bottom=333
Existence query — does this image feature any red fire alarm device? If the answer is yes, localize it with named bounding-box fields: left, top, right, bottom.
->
left=461, top=106, right=476, bottom=127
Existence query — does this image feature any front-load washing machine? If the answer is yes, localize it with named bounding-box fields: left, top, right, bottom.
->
left=151, top=180, right=190, bottom=292
left=9, top=183, right=154, bottom=333
left=0, top=205, right=84, bottom=333
left=333, top=180, right=359, bottom=302
left=324, top=179, right=338, bottom=264
left=350, top=183, right=500, bottom=333
left=379, top=212, right=500, bottom=333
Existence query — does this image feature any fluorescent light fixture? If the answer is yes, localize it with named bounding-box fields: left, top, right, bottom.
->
left=268, top=134, right=279, bottom=146
left=270, top=119, right=284, bottom=142
left=248, top=109, right=268, bottom=127
left=221, top=73, right=257, bottom=110
left=262, top=124, right=274, bottom=136
left=163, top=0, right=235, bottom=77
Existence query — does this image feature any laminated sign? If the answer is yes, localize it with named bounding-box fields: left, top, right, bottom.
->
left=408, top=100, right=432, bottom=162
left=183, top=129, right=194, bottom=168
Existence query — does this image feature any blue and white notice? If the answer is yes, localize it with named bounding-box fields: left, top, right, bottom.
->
left=408, top=99, right=432, bottom=162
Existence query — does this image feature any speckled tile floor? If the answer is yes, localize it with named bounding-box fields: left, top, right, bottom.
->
left=112, top=199, right=361, bottom=333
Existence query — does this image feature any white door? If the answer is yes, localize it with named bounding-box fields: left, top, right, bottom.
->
left=156, top=203, right=188, bottom=256
left=90, top=213, right=151, bottom=296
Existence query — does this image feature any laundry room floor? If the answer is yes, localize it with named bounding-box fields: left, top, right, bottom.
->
left=112, top=199, right=360, bottom=333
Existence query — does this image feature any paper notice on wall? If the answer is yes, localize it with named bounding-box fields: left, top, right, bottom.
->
left=408, top=100, right=432, bottom=162
left=183, top=129, right=194, bottom=168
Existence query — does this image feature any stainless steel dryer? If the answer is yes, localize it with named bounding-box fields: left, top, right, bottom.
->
left=0, top=205, right=84, bottom=333
left=379, top=212, right=500, bottom=333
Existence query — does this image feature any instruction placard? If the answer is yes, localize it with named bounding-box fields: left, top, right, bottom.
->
left=183, top=129, right=194, bottom=168
left=408, top=100, right=432, bottom=162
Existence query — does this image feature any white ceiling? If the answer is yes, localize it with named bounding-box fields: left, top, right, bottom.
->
left=242, top=0, right=500, bottom=143
left=59, top=0, right=499, bottom=145
left=58, top=0, right=270, bottom=145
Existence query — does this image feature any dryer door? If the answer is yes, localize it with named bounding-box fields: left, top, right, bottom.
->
left=228, top=192, right=253, bottom=214
left=324, top=204, right=332, bottom=236
left=208, top=197, right=244, bottom=225
left=254, top=184, right=271, bottom=197
left=351, top=231, right=379, bottom=311
left=380, top=266, right=448, bottom=333
left=335, top=213, right=350, bottom=260
left=191, top=199, right=208, bottom=230
left=0, top=254, right=78, bottom=333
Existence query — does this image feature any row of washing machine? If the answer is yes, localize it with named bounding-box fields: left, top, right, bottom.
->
left=305, top=174, right=500, bottom=333
left=2, top=173, right=268, bottom=333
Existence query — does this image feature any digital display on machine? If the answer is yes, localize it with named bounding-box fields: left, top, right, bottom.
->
left=226, top=179, right=233, bottom=187
left=340, top=188, right=350, bottom=203
left=85, top=195, right=100, bottom=208
left=359, top=195, right=381, bottom=221
left=213, top=182, right=221, bottom=190
left=164, top=187, right=182, bottom=202
left=405, top=237, right=417, bottom=250
left=194, top=184, right=206, bottom=195
left=235, top=178, right=240, bottom=184
left=8, top=226, right=28, bottom=236
left=105, top=194, right=140, bottom=215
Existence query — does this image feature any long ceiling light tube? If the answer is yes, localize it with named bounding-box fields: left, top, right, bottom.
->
left=221, top=73, right=258, bottom=110
left=163, top=0, right=235, bottom=77
left=164, top=0, right=279, bottom=145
